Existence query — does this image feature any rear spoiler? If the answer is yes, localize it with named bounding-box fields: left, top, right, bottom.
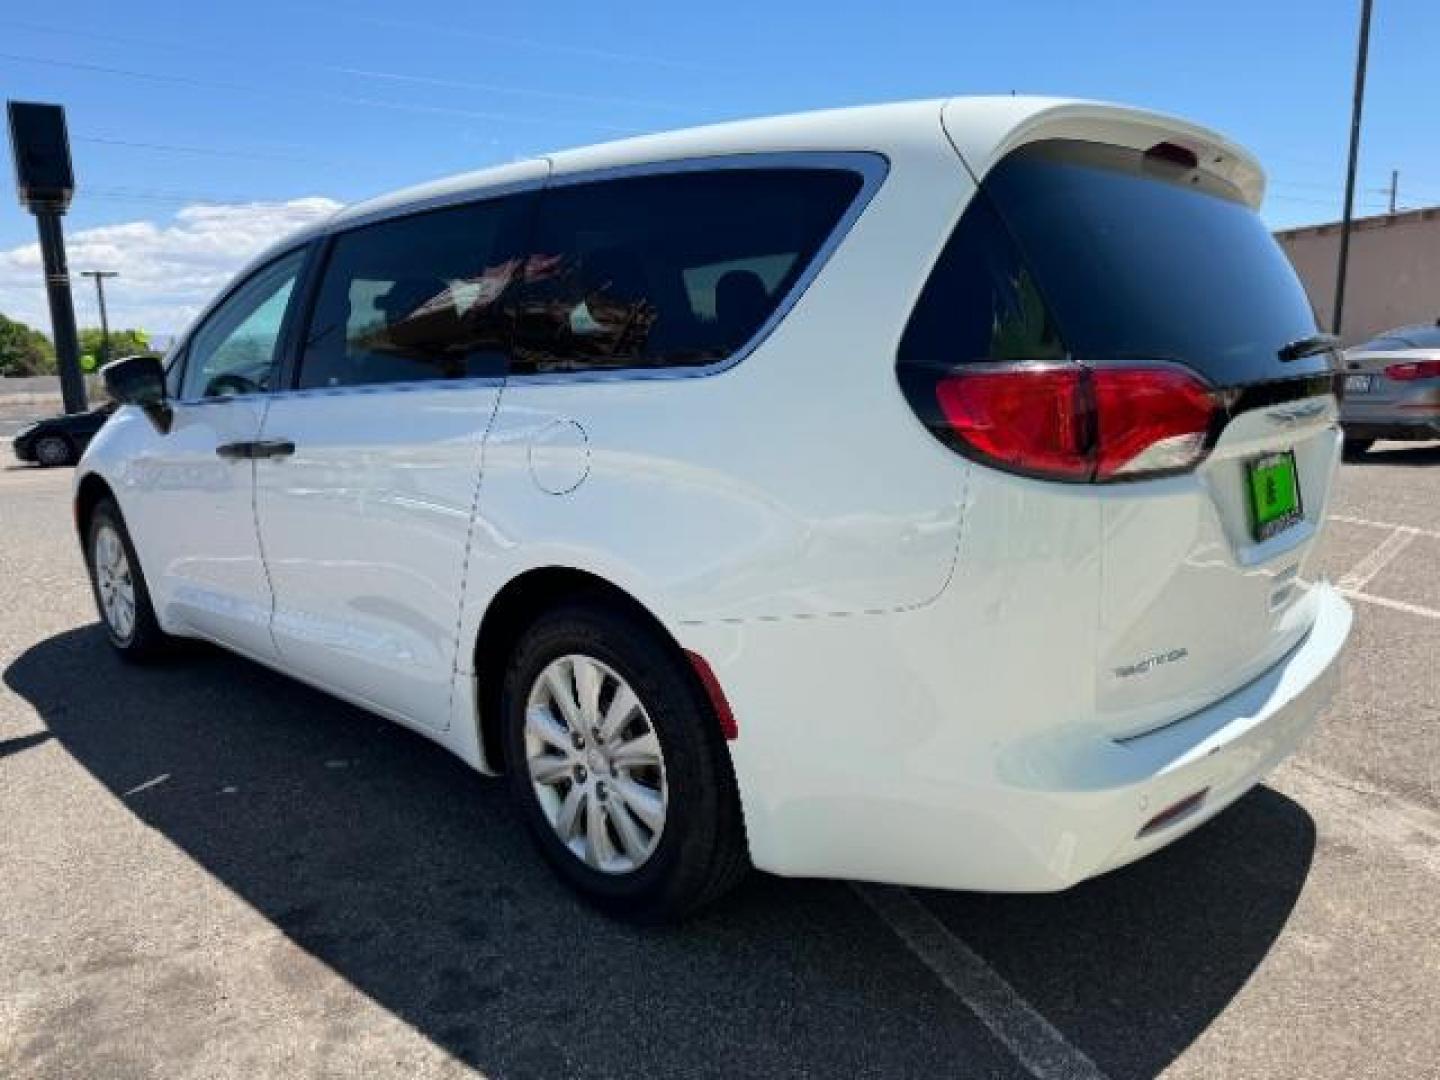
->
left=941, top=97, right=1266, bottom=209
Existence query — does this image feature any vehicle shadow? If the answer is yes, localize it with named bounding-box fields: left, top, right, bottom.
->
left=5, top=626, right=1317, bottom=1079
left=916, top=781, right=1316, bottom=1078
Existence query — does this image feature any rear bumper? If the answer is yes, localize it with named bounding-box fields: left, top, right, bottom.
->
left=1341, top=419, right=1440, bottom=442
left=691, top=585, right=1351, bottom=893
left=1077, top=584, right=1350, bottom=880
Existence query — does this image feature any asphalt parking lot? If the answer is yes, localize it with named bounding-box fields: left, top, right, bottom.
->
left=2, top=443, right=1438, bottom=1080
left=0, top=402, right=52, bottom=439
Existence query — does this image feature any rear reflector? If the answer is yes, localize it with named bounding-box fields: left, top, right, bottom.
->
left=685, top=649, right=738, bottom=741
left=932, top=363, right=1219, bottom=483
left=1384, top=359, right=1440, bottom=381
left=1137, top=788, right=1209, bottom=838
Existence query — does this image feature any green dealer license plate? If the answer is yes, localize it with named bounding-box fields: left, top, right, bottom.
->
left=1248, top=451, right=1303, bottom=541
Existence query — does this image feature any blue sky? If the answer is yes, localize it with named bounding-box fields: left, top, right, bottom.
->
left=2, top=0, right=1437, bottom=333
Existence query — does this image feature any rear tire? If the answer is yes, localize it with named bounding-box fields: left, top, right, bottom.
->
left=85, top=498, right=170, bottom=661
left=501, top=600, right=748, bottom=922
left=34, top=433, right=74, bottom=467
left=1343, top=437, right=1375, bottom=458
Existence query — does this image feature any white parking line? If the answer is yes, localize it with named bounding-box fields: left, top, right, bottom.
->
left=1341, top=590, right=1440, bottom=621
left=853, top=513, right=1433, bottom=1077
left=1326, top=515, right=1438, bottom=619
left=1337, top=527, right=1419, bottom=592
left=1277, top=761, right=1440, bottom=877
left=122, top=773, right=170, bottom=797
left=1328, top=514, right=1440, bottom=540
left=852, top=883, right=1109, bottom=1080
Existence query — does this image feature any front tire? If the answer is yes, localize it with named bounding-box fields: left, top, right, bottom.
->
left=34, top=433, right=74, bottom=467
left=502, top=601, right=748, bottom=921
left=86, top=498, right=169, bottom=661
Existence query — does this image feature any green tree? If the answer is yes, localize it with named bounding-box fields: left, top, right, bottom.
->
left=0, top=313, right=56, bottom=377
left=79, top=326, right=151, bottom=364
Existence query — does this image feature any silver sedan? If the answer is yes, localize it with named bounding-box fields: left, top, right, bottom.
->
left=1340, top=323, right=1440, bottom=455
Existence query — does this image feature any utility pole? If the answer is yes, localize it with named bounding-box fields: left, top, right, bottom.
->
left=1387, top=169, right=1398, bottom=214
left=80, top=270, right=118, bottom=366
left=1333, top=0, right=1374, bottom=339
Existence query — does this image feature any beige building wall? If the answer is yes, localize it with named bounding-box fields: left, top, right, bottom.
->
left=1276, top=207, right=1440, bottom=346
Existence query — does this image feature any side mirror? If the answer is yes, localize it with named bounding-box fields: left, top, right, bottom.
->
left=102, top=354, right=171, bottom=432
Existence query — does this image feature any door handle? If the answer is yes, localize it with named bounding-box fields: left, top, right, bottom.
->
left=215, top=439, right=296, bottom=460
left=253, top=439, right=296, bottom=459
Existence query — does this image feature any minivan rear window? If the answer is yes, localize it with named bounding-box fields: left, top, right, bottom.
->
left=901, top=139, right=1329, bottom=388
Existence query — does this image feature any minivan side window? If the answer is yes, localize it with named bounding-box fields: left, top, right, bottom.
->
left=510, top=168, right=864, bottom=374
left=180, top=249, right=306, bottom=400
left=297, top=196, right=532, bottom=390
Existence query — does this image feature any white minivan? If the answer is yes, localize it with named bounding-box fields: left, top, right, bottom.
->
left=79, top=97, right=1351, bottom=920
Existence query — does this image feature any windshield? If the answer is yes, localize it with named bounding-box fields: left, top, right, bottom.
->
left=983, top=139, right=1329, bottom=386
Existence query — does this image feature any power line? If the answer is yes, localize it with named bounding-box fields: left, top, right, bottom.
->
left=293, top=7, right=738, bottom=75
left=81, top=185, right=333, bottom=206
left=324, top=66, right=692, bottom=114
left=0, top=51, right=640, bottom=133
left=74, top=136, right=333, bottom=165
left=0, top=17, right=693, bottom=114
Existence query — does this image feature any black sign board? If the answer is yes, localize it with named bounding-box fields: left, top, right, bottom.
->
left=8, top=101, right=75, bottom=210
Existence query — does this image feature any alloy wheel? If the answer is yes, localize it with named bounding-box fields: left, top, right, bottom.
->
left=93, top=523, right=137, bottom=643
left=524, top=654, right=669, bottom=873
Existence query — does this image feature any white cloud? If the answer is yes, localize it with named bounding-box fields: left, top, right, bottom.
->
left=0, top=197, right=342, bottom=338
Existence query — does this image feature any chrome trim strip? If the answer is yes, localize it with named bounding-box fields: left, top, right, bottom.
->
left=271, top=376, right=506, bottom=401
left=544, top=149, right=888, bottom=187
left=172, top=375, right=506, bottom=407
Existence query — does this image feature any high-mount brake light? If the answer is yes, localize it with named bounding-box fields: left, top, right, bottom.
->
left=930, top=363, right=1220, bottom=483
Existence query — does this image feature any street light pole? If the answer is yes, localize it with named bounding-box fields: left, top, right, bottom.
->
left=1333, top=0, right=1374, bottom=338
left=80, top=269, right=118, bottom=367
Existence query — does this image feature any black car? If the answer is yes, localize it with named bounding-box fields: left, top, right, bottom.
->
left=12, top=401, right=117, bottom=467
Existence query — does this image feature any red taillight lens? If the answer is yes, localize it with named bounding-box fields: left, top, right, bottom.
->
left=1384, top=359, right=1440, bottom=381
left=932, top=363, right=1218, bottom=482
left=1091, top=367, right=1218, bottom=480
left=935, top=367, right=1090, bottom=480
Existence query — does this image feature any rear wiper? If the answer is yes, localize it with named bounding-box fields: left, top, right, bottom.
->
left=1278, top=333, right=1340, bottom=362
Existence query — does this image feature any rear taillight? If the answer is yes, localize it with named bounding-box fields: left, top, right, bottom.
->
left=928, top=363, right=1219, bottom=482
left=935, top=366, right=1091, bottom=480
left=1384, top=359, right=1440, bottom=381
left=1090, top=367, right=1218, bottom=479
